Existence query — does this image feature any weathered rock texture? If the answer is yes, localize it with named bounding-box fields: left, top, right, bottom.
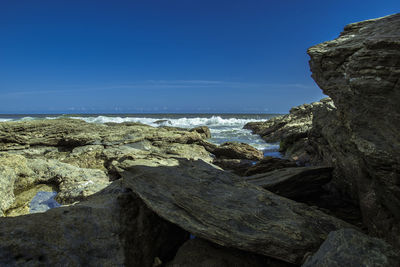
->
left=167, top=238, right=293, bottom=267
left=212, top=141, right=264, bottom=161
left=308, top=13, right=400, bottom=247
left=244, top=156, right=298, bottom=176
left=244, top=98, right=333, bottom=163
left=0, top=119, right=215, bottom=216
left=120, top=158, right=354, bottom=265
left=0, top=181, right=189, bottom=267
left=302, top=228, right=400, bottom=267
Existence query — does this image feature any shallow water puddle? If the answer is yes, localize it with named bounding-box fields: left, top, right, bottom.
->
left=29, top=191, right=61, bottom=214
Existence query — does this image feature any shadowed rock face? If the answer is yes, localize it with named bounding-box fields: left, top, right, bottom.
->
left=308, top=13, right=400, bottom=247
left=244, top=166, right=332, bottom=201
left=120, top=158, right=355, bottom=265
left=0, top=181, right=189, bottom=267
left=302, top=228, right=400, bottom=267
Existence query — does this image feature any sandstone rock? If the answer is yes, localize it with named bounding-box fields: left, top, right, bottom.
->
left=167, top=238, right=293, bottom=267
left=190, top=126, right=211, bottom=139
left=0, top=153, right=34, bottom=215
left=302, top=228, right=400, bottom=267
left=244, top=98, right=333, bottom=162
left=120, top=158, right=354, bottom=264
left=0, top=181, right=189, bottom=267
left=244, top=156, right=298, bottom=176
left=0, top=119, right=210, bottom=151
left=308, top=13, right=400, bottom=247
left=212, top=142, right=263, bottom=161
left=26, top=159, right=111, bottom=204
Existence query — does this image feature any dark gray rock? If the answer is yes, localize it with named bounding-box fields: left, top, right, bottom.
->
left=302, top=228, right=400, bottom=267
left=213, top=158, right=254, bottom=176
left=245, top=166, right=332, bottom=201
left=167, top=238, right=293, bottom=267
left=0, top=181, right=189, bottom=267
left=308, top=13, right=400, bottom=247
left=244, top=156, right=298, bottom=176
left=120, top=158, right=355, bottom=265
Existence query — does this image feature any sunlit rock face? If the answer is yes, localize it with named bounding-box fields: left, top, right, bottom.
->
left=308, top=13, right=400, bottom=248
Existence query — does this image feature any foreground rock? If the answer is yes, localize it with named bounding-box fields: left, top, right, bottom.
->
left=244, top=166, right=332, bottom=201
left=244, top=98, right=333, bottom=164
left=308, top=13, right=400, bottom=247
left=120, top=158, right=354, bottom=264
left=302, top=228, right=400, bottom=266
left=0, top=181, right=188, bottom=267
left=167, top=238, right=293, bottom=267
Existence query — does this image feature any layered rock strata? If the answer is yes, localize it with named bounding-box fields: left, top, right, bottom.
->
left=308, top=13, right=400, bottom=247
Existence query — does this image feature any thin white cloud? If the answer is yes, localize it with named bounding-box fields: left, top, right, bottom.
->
left=0, top=80, right=318, bottom=97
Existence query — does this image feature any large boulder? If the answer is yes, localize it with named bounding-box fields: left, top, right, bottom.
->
left=302, top=228, right=400, bottom=267
left=308, top=13, right=400, bottom=247
left=0, top=181, right=189, bottom=267
left=120, top=158, right=355, bottom=265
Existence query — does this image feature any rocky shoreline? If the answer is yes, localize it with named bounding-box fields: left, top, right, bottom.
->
left=1, top=13, right=400, bottom=266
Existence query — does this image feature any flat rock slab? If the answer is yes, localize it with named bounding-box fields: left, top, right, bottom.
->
left=245, top=166, right=332, bottom=200
left=302, top=228, right=400, bottom=267
left=120, top=159, right=354, bottom=264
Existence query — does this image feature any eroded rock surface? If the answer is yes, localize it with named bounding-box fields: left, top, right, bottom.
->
left=120, top=158, right=354, bottom=265
left=302, top=228, right=400, bottom=267
left=308, top=13, right=400, bottom=247
left=167, top=238, right=293, bottom=267
left=0, top=181, right=189, bottom=267
left=0, top=119, right=215, bottom=216
left=244, top=166, right=332, bottom=201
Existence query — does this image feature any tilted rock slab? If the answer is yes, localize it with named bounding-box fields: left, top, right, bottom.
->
left=120, top=158, right=355, bottom=264
left=308, top=13, right=400, bottom=247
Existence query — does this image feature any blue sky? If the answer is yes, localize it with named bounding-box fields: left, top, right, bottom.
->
left=0, top=0, right=399, bottom=113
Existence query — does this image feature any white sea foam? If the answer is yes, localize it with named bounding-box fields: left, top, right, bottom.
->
left=0, top=118, right=12, bottom=122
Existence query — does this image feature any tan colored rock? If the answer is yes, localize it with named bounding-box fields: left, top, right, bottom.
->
left=212, top=142, right=263, bottom=161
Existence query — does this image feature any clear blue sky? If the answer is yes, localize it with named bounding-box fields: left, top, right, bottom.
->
left=0, top=0, right=399, bottom=113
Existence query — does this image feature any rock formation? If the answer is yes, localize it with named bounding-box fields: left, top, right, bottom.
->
left=308, top=13, right=400, bottom=247
left=302, top=228, right=400, bottom=267
left=120, top=158, right=354, bottom=264
left=0, top=181, right=188, bottom=266
left=246, top=13, right=400, bottom=250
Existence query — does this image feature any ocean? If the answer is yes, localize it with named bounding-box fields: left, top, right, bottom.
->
left=0, top=113, right=282, bottom=157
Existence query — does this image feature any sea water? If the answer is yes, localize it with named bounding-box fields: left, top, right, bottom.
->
left=0, top=113, right=281, bottom=156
